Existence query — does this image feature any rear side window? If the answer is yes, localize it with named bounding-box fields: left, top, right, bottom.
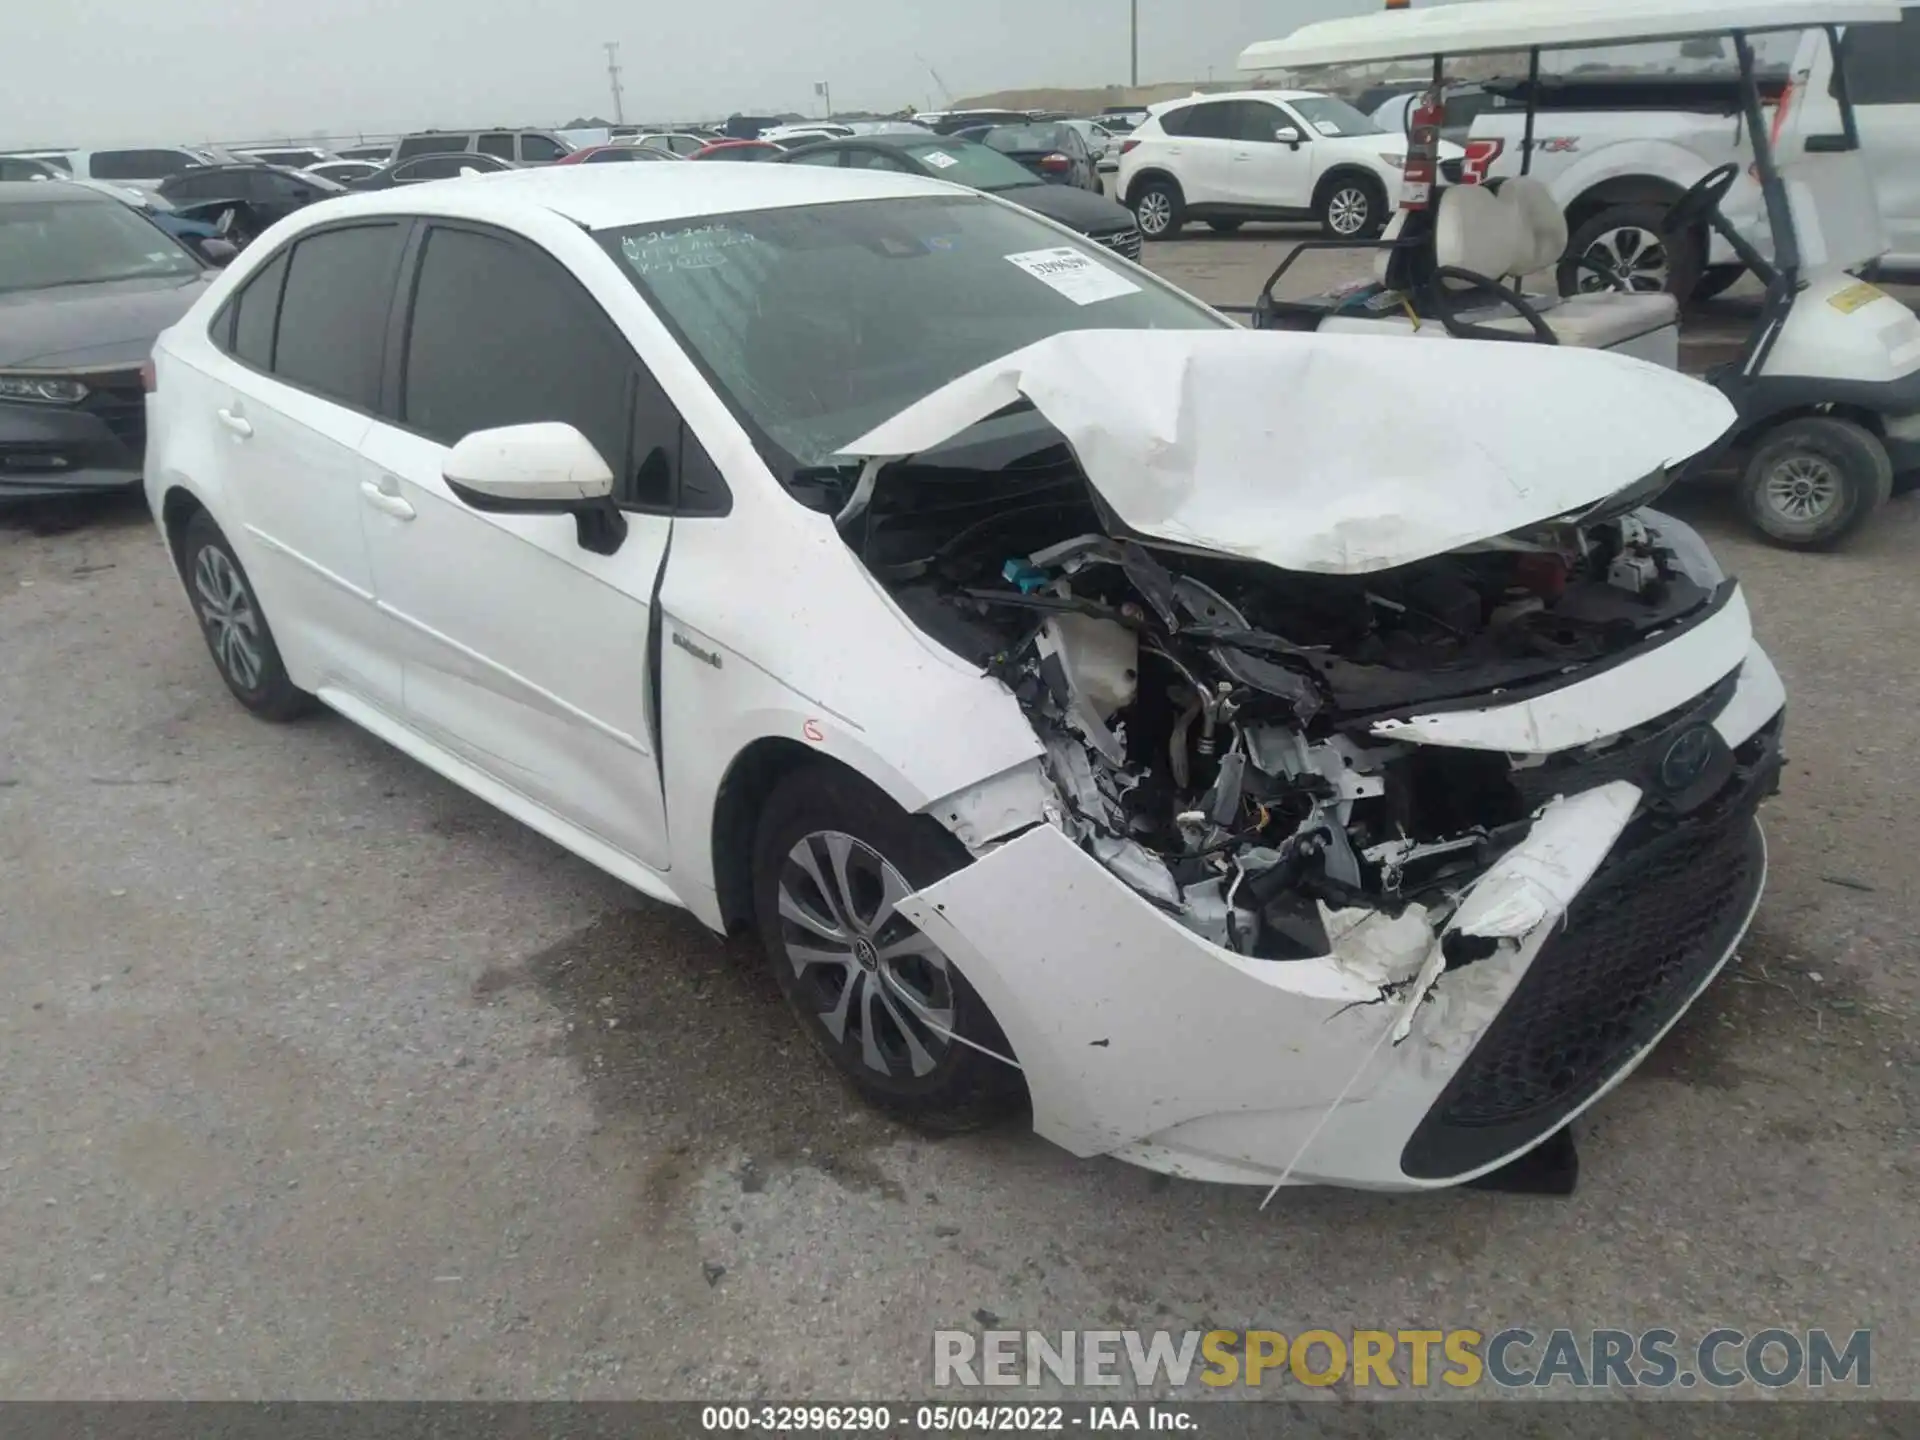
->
left=1834, top=10, right=1920, bottom=104
left=476, top=133, right=515, bottom=159
left=400, top=225, right=631, bottom=472
left=396, top=134, right=467, bottom=160
left=519, top=134, right=566, bottom=162
left=229, top=248, right=290, bottom=369
left=1180, top=103, right=1244, bottom=141
left=92, top=148, right=196, bottom=179
left=1155, top=105, right=1195, bottom=137
left=271, top=224, right=407, bottom=408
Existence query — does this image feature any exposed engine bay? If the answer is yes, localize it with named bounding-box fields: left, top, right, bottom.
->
left=842, top=427, right=1728, bottom=962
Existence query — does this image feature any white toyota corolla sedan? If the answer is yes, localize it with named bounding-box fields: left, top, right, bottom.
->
left=145, top=164, right=1785, bottom=1193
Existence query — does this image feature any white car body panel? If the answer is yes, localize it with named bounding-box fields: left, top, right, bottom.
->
left=144, top=165, right=1787, bottom=1193
left=842, top=328, right=1735, bottom=575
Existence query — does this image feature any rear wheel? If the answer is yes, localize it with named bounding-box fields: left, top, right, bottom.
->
left=1131, top=178, right=1185, bottom=240
left=1559, top=203, right=1702, bottom=300
left=751, top=766, right=1023, bottom=1132
left=179, top=511, right=316, bottom=720
left=1738, top=417, right=1892, bottom=549
left=1316, top=174, right=1385, bottom=239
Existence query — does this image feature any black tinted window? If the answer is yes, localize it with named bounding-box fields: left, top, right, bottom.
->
left=519, top=134, right=566, bottom=162
left=1156, top=105, right=1196, bottom=137
left=476, top=133, right=515, bottom=159
left=1835, top=11, right=1920, bottom=104
left=228, top=248, right=289, bottom=367
left=162, top=170, right=228, bottom=202
left=1180, top=103, right=1244, bottom=141
left=401, top=225, right=632, bottom=481
left=93, top=149, right=196, bottom=179
left=272, top=224, right=405, bottom=407
left=787, top=148, right=844, bottom=167
left=395, top=134, right=467, bottom=159
left=1233, top=102, right=1290, bottom=143
left=402, top=155, right=469, bottom=180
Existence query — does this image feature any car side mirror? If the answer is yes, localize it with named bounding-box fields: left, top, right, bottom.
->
left=443, top=422, right=629, bottom=555
left=1275, top=126, right=1302, bottom=148
left=196, top=237, right=238, bottom=267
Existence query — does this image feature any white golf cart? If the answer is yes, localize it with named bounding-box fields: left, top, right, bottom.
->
left=1239, top=0, right=1920, bottom=548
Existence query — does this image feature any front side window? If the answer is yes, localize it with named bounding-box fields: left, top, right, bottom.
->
left=0, top=196, right=202, bottom=294
left=602, top=195, right=1224, bottom=471
left=400, top=225, right=633, bottom=483
left=271, top=224, right=406, bottom=408
left=1284, top=96, right=1384, bottom=138
left=519, top=134, right=566, bottom=162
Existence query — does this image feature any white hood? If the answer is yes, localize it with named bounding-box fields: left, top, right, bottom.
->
left=839, top=329, right=1736, bottom=575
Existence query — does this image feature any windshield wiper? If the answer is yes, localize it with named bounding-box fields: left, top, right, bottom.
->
left=27, top=270, right=191, bottom=291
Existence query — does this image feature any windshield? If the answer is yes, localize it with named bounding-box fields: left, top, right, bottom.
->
left=0, top=197, right=200, bottom=293
left=602, top=195, right=1225, bottom=470
left=898, top=141, right=1041, bottom=191
left=1286, top=95, right=1384, bottom=138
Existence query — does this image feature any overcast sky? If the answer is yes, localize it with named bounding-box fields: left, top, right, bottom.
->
left=8, top=0, right=1389, bottom=149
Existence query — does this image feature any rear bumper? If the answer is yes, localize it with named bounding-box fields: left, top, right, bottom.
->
left=0, top=387, right=146, bottom=504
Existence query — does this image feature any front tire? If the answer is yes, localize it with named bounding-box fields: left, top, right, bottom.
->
left=179, top=511, right=315, bottom=721
left=1559, top=203, right=1702, bottom=300
left=751, top=766, right=1023, bottom=1132
left=1316, top=174, right=1385, bottom=239
left=1738, top=417, right=1892, bottom=549
left=1130, top=178, right=1185, bottom=240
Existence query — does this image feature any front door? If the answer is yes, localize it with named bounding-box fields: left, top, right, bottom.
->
left=1845, top=6, right=1920, bottom=267
left=1226, top=100, right=1315, bottom=210
left=358, top=221, right=674, bottom=870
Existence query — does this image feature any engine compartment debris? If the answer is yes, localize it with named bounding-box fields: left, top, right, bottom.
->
left=853, top=433, right=1727, bottom=964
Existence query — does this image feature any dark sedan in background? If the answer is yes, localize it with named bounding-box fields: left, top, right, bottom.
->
left=777, top=135, right=1142, bottom=259
left=0, top=182, right=215, bottom=503
left=346, top=151, right=518, bottom=190
left=954, top=121, right=1100, bottom=191
left=156, top=163, right=345, bottom=246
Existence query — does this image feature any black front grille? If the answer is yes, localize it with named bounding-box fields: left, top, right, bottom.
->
left=1400, top=732, right=1779, bottom=1181
left=78, top=372, right=146, bottom=455
left=1097, top=227, right=1143, bottom=262
left=1507, top=669, right=1740, bottom=814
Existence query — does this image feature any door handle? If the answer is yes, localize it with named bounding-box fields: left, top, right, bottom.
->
left=360, top=477, right=416, bottom=520
left=216, top=407, right=252, bottom=438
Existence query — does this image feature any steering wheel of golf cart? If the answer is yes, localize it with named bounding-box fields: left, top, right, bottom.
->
left=1428, top=266, right=1560, bottom=345
left=1665, top=163, right=1741, bottom=239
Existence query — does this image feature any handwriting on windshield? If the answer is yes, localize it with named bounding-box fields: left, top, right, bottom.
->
left=621, top=226, right=753, bottom=275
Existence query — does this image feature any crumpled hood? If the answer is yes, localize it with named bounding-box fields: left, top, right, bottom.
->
left=0, top=272, right=213, bottom=370
left=839, top=328, right=1736, bottom=575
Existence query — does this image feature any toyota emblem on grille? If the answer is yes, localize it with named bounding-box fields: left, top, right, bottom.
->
left=1658, top=724, right=1717, bottom=792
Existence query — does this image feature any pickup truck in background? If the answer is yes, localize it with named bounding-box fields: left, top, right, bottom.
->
left=1461, top=2, right=1920, bottom=300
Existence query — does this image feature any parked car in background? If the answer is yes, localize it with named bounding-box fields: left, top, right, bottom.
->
left=758, top=123, right=855, bottom=146
left=689, top=140, right=784, bottom=162
left=923, top=109, right=1034, bottom=136
left=1117, top=89, right=1461, bottom=239
left=1066, top=119, right=1122, bottom=167
left=347, top=153, right=519, bottom=190
left=0, top=155, right=67, bottom=183
left=393, top=129, right=572, bottom=165
left=778, top=134, right=1142, bottom=258
left=336, top=143, right=395, bottom=163
left=238, top=147, right=334, bottom=170
left=305, top=159, right=385, bottom=186
left=957, top=121, right=1100, bottom=191
left=3, top=147, right=211, bottom=185
left=1099, top=106, right=1149, bottom=131
left=0, top=181, right=216, bottom=503
left=635, top=132, right=714, bottom=157
left=1370, top=82, right=1499, bottom=146
left=554, top=145, right=682, bottom=166
left=157, top=164, right=346, bottom=247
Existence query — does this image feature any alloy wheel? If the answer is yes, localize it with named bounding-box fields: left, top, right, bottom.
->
left=1762, top=455, right=1841, bottom=523
left=192, top=544, right=264, bottom=691
left=776, top=830, right=957, bottom=1079
left=1136, top=190, right=1172, bottom=236
left=1327, top=186, right=1371, bottom=236
left=1578, top=226, right=1669, bottom=293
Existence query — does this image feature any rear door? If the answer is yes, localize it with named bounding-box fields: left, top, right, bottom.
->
left=201, top=222, right=411, bottom=706
left=1168, top=101, right=1243, bottom=205
left=357, top=221, right=676, bottom=869
left=1830, top=3, right=1920, bottom=267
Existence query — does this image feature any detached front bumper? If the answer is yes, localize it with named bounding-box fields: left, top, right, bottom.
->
left=902, top=648, right=1784, bottom=1193
left=0, top=382, right=147, bottom=504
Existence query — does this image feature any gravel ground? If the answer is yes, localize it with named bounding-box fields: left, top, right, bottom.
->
left=0, top=230, right=1915, bottom=1399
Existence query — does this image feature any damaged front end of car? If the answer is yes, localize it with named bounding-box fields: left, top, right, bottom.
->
left=834, top=329, right=1785, bottom=1190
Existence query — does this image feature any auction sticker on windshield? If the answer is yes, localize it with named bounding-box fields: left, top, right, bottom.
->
left=923, top=150, right=960, bottom=169
left=1005, top=247, right=1140, bottom=306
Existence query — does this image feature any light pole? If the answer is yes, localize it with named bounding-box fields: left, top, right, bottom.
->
left=603, top=42, right=625, bottom=125
left=1130, top=0, right=1139, bottom=87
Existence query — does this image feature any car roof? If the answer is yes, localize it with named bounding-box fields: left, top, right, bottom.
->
left=266, top=161, right=973, bottom=231
left=0, top=179, right=114, bottom=204
left=1240, top=0, right=1897, bottom=69
left=1154, top=89, right=1321, bottom=108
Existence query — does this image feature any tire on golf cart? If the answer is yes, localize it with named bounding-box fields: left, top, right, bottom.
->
left=1314, top=172, right=1387, bottom=240
left=1738, top=416, right=1893, bottom=549
left=1691, top=264, right=1748, bottom=303
left=1207, top=219, right=1245, bottom=234
left=1129, top=177, right=1186, bottom=240
left=1558, top=203, right=1703, bottom=301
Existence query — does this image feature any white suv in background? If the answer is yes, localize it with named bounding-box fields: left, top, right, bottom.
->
left=1116, top=90, right=1462, bottom=240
